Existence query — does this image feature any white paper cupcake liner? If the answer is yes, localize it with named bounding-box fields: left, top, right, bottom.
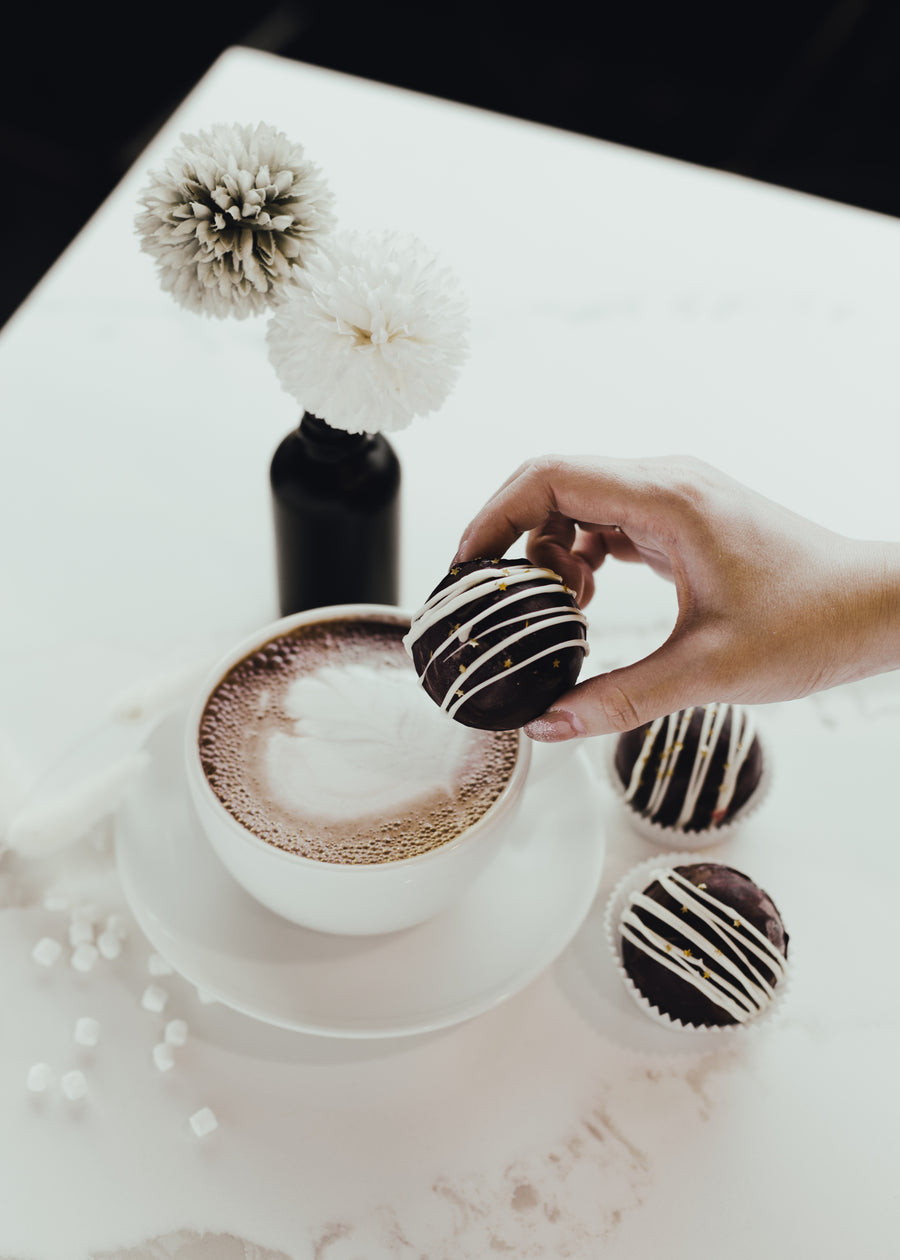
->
left=603, top=852, right=792, bottom=1040
left=602, top=719, right=773, bottom=850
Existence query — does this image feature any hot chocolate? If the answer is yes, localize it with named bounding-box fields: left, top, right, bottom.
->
left=198, top=614, right=520, bottom=865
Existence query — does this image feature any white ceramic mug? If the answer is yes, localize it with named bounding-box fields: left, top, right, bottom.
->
left=184, top=605, right=532, bottom=935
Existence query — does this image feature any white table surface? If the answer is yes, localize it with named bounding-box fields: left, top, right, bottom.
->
left=1, top=46, right=899, bottom=1260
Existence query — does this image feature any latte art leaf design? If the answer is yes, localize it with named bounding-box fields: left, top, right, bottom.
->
left=268, top=663, right=472, bottom=822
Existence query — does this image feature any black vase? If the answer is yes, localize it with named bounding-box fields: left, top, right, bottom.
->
left=270, top=411, right=401, bottom=615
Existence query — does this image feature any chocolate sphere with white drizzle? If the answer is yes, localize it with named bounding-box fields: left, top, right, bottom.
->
left=404, top=557, right=589, bottom=731
left=618, top=862, right=789, bottom=1028
left=613, top=703, right=764, bottom=834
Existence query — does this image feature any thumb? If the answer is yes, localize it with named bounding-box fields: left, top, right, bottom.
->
left=524, top=631, right=709, bottom=741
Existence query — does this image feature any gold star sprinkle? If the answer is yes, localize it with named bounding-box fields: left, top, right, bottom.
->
left=702, top=970, right=711, bottom=980
left=698, top=883, right=707, bottom=890
left=552, top=659, right=560, bottom=668
left=665, top=944, right=672, bottom=953
left=503, top=657, right=513, bottom=668
left=455, top=689, right=464, bottom=698
left=458, top=664, right=467, bottom=673
left=498, top=582, right=507, bottom=591
left=450, top=566, right=460, bottom=575
left=683, top=948, right=692, bottom=957
left=733, top=919, right=742, bottom=928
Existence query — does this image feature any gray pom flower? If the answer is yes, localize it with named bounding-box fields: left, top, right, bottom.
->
left=135, top=122, right=336, bottom=319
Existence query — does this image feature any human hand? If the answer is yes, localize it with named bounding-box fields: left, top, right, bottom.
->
left=454, top=455, right=900, bottom=740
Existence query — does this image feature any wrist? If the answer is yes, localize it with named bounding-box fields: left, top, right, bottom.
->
left=840, top=538, right=900, bottom=683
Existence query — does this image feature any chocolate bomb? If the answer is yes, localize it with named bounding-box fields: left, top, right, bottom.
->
left=404, top=557, right=588, bottom=730
left=619, top=862, right=789, bottom=1027
left=614, top=703, right=764, bottom=833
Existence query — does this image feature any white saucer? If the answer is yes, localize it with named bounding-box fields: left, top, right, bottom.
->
left=115, top=715, right=606, bottom=1038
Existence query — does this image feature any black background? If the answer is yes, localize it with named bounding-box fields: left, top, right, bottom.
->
left=4, top=0, right=899, bottom=328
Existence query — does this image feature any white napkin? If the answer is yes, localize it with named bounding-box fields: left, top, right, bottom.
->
left=5, top=653, right=214, bottom=858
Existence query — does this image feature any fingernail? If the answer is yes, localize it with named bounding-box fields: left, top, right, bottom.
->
left=523, top=709, right=586, bottom=742
left=451, top=536, right=469, bottom=565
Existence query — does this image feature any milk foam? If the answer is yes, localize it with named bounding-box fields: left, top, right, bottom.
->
left=265, top=661, right=470, bottom=822
left=198, top=617, right=521, bottom=864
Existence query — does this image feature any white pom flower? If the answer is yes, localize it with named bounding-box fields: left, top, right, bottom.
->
left=135, top=122, right=336, bottom=319
left=266, top=230, right=470, bottom=434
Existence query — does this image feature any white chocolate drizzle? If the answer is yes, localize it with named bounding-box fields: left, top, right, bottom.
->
left=403, top=565, right=588, bottom=718
left=620, top=868, right=787, bottom=1023
left=623, top=703, right=756, bottom=828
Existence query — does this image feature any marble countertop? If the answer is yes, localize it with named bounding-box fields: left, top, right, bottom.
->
left=1, top=47, right=898, bottom=1260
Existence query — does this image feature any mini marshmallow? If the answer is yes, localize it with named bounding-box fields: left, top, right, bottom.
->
left=152, top=1042, right=175, bottom=1072
left=96, top=930, right=122, bottom=960
left=71, top=943, right=99, bottom=973
left=141, top=984, right=169, bottom=1013
left=189, top=1106, right=218, bottom=1137
left=164, top=1018, right=188, bottom=1047
left=104, top=913, right=129, bottom=940
left=32, top=937, right=62, bottom=967
left=26, top=1063, right=52, bottom=1093
left=148, top=952, right=173, bottom=977
left=61, top=1070, right=88, bottom=1101
left=74, top=1016, right=100, bottom=1047
left=68, top=918, right=94, bottom=947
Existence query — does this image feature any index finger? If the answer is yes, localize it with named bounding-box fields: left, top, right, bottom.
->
left=455, top=455, right=639, bottom=562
